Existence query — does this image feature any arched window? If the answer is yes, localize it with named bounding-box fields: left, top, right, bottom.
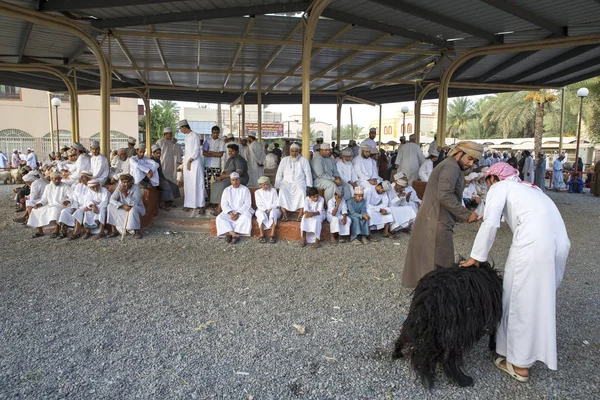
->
left=407, top=123, right=413, bottom=134
left=42, top=130, right=72, bottom=155
left=90, top=131, right=130, bottom=152
left=0, top=129, right=35, bottom=155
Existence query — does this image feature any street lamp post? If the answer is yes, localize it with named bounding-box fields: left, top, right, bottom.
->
left=51, top=97, right=62, bottom=153
left=236, top=107, right=243, bottom=141
left=401, top=105, right=409, bottom=140
left=574, top=87, right=589, bottom=175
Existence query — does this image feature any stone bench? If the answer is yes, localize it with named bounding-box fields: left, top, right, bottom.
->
left=105, top=184, right=160, bottom=228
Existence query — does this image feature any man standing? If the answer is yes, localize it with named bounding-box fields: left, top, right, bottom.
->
left=11, top=149, right=20, bottom=169
left=402, top=141, right=481, bottom=288
left=28, top=171, right=72, bottom=238
left=125, top=137, right=137, bottom=158
left=311, top=143, right=343, bottom=202
left=129, top=143, right=159, bottom=188
left=150, top=145, right=181, bottom=210
left=180, top=119, right=205, bottom=214
left=348, top=139, right=359, bottom=159
left=0, top=150, right=7, bottom=169
left=460, top=162, right=570, bottom=383
left=535, top=152, right=546, bottom=189
left=336, top=148, right=359, bottom=200
left=155, top=127, right=179, bottom=182
left=552, top=154, right=565, bottom=190
left=361, top=128, right=378, bottom=149
left=428, top=136, right=437, bottom=157
left=203, top=125, right=225, bottom=198
left=272, top=142, right=282, bottom=162
left=522, top=150, right=535, bottom=184
left=395, top=134, right=425, bottom=184
left=89, top=140, right=109, bottom=184
left=275, top=143, right=312, bottom=221
left=107, top=173, right=146, bottom=239
left=591, top=158, right=600, bottom=197
left=246, top=132, right=265, bottom=186
left=26, top=148, right=37, bottom=169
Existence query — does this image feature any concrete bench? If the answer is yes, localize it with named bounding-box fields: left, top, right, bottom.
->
left=105, top=184, right=160, bottom=228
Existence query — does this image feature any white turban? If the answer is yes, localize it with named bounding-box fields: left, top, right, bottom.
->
left=360, top=144, right=371, bottom=151
left=151, top=144, right=160, bottom=152
left=370, top=148, right=378, bottom=155
left=135, top=143, right=146, bottom=150
left=127, top=137, right=136, bottom=144
left=394, top=172, right=408, bottom=186
left=409, top=134, right=416, bottom=141
left=290, top=143, right=300, bottom=150
left=163, top=127, right=172, bottom=133
left=257, top=176, right=270, bottom=184
left=90, top=140, right=100, bottom=148
left=381, top=180, right=391, bottom=191
left=320, top=143, right=331, bottom=150
left=230, top=172, right=240, bottom=179
left=87, top=179, right=101, bottom=187
left=341, top=148, right=352, bottom=156
left=247, top=132, right=256, bottom=138
left=466, top=172, right=479, bottom=181
left=354, top=186, right=364, bottom=195
left=23, top=172, right=37, bottom=182
left=430, top=149, right=440, bottom=157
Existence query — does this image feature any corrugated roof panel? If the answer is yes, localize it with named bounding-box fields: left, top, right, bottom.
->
left=455, top=53, right=520, bottom=81
left=247, top=15, right=302, bottom=41
left=546, top=64, right=600, bottom=83
left=490, top=48, right=567, bottom=82
left=0, top=16, right=28, bottom=54
left=24, top=26, right=83, bottom=58
left=507, top=0, right=600, bottom=26
left=519, top=46, right=600, bottom=83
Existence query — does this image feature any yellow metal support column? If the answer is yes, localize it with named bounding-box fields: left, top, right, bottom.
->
left=72, top=69, right=80, bottom=142
left=301, top=0, right=332, bottom=157
left=257, top=74, right=262, bottom=142
left=0, top=2, right=112, bottom=157
left=241, top=96, right=246, bottom=138
left=144, top=89, right=151, bottom=153
left=378, top=105, right=382, bottom=149
left=559, top=87, right=565, bottom=154
left=415, top=83, right=439, bottom=146
left=229, top=105, right=233, bottom=136
left=47, top=92, right=55, bottom=152
left=336, top=96, right=343, bottom=147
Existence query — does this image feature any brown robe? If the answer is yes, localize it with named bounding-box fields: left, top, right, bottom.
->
left=401, top=156, right=473, bottom=288
left=592, top=160, right=600, bottom=197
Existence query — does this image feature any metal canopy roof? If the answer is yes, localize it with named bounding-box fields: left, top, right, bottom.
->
left=1, top=0, right=600, bottom=104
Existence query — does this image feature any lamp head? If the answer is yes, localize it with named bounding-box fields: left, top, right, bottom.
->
left=401, top=105, right=409, bottom=114
left=577, top=87, right=589, bottom=98
left=236, top=107, right=243, bottom=116
left=51, top=97, right=62, bottom=108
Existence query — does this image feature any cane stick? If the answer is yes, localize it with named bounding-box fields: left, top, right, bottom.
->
left=121, top=209, right=131, bottom=241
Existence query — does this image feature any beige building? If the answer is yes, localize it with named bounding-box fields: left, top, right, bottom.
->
left=0, top=85, right=139, bottom=159
left=369, top=101, right=438, bottom=142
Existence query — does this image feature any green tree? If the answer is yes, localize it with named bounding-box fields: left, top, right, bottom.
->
left=446, top=97, right=476, bottom=138
left=480, top=92, right=535, bottom=139
left=461, top=98, right=499, bottom=140
left=332, top=124, right=365, bottom=140
left=138, top=100, right=180, bottom=143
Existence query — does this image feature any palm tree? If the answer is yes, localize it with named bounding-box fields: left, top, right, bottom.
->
left=524, top=90, right=558, bottom=155
left=446, top=97, right=476, bottom=138
left=480, top=92, right=534, bottom=139
left=461, top=98, right=499, bottom=140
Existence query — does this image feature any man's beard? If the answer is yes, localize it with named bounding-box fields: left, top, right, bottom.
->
left=290, top=156, right=298, bottom=162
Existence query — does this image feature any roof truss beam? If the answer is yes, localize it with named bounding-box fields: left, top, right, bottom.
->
left=112, top=35, right=147, bottom=85
left=531, top=55, right=600, bottom=84
left=223, top=17, right=254, bottom=89
left=90, top=2, right=310, bottom=29
left=479, top=0, right=566, bottom=37
left=321, top=9, right=449, bottom=48
left=39, top=0, right=186, bottom=12
left=149, top=25, right=174, bottom=86
left=369, top=0, right=502, bottom=43
left=506, top=44, right=599, bottom=83
left=17, top=22, right=34, bottom=64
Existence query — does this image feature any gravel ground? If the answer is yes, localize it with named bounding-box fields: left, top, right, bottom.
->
left=0, top=184, right=598, bottom=400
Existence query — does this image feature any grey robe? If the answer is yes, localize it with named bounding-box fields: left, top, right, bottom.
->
left=402, top=156, right=473, bottom=288
left=534, top=156, right=546, bottom=189
left=209, top=155, right=249, bottom=204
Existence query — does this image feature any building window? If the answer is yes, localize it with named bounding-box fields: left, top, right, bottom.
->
left=0, top=129, right=35, bottom=155
left=407, top=123, right=413, bottom=134
left=51, top=93, right=70, bottom=102
left=0, top=85, right=21, bottom=100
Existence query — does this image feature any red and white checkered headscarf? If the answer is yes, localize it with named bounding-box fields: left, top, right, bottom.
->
left=484, top=162, right=540, bottom=189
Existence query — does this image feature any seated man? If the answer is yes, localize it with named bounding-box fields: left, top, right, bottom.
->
left=392, top=172, right=421, bottom=215
left=300, top=187, right=325, bottom=248
left=255, top=176, right=281, bottom=244
left=14, top=172, right=47, bottom=224
left=327, top=187, right=351, bottom=245
left=463, top=172, right=481, bottom=209
left=310, top=143, right=344, bottom=202
left=78, top=178, right=111, bottom=240
left=215, top=172, right=254, bottom=244
left=28, top=171, right=72, bottom=238
left=381, top=180, right=416, bottom=233
left=418, top=150, right=439, bottom=182
left=210, top=143, right=249, bottom=211
left=90, top=140, right=109, bottom=184
left=364, top=182, right=397, bottom=239
left=129, top=143, right=159, bottom=188
left=275, top=143, right=313, bottom=221
left=150, top=144, right=181, bottom=210
left=107, top=174, right=146, bottom=239
left=109, top=148, right=130, bottom=184
left=58, top=171, right=92, bottom=239
left=336, top=147, right=359, bottom=201
left=353, top=145, right=382, bottom=191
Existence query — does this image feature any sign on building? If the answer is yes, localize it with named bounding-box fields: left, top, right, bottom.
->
left=245, top=123, right=284, bottom=138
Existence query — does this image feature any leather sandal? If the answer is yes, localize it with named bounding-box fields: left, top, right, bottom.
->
left=494, top=357, right=529, bottom=383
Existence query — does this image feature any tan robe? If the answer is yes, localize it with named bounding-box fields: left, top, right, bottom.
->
left=402, top=156, right=473, bottom=288
left=592, top=160, right=600, bottom=196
